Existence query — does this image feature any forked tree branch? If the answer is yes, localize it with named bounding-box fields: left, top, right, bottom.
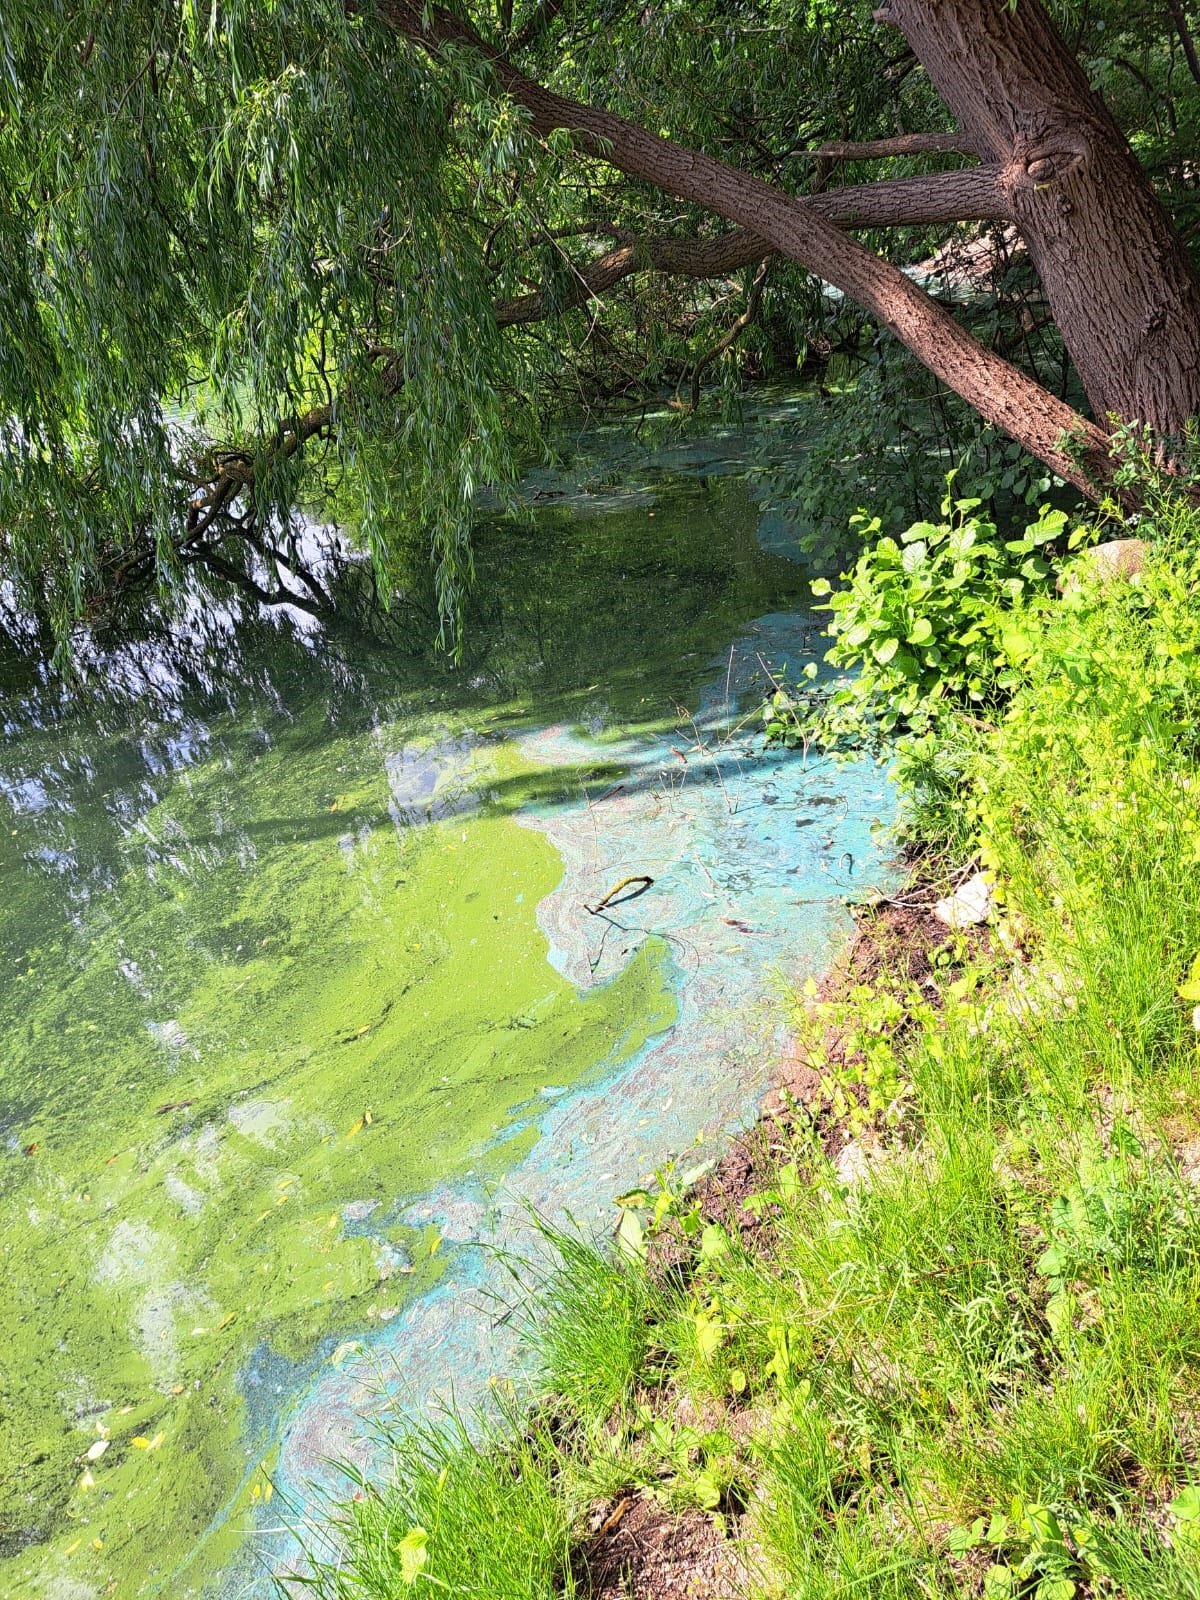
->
left=684, top=255, right=772, bottom=411
left=375, top=0, right=1111, bottom=494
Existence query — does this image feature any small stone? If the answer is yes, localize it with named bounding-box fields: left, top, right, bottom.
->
left=834, top=1140, right=872, bottom=1188
left=1057, top=538, right=1148, bottom=593
left=933, top=872, right=993, bottom=929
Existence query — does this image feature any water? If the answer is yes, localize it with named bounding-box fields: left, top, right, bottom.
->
left=0, top=400, right=895, bottom=1597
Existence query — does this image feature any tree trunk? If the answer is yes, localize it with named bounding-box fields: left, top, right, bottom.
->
left=879, top=0, right=1200, bottom=438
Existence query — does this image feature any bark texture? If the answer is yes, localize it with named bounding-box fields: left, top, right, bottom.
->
left=880, top=0, right=1200, bottom=437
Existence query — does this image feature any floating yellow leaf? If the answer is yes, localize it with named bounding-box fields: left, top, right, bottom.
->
left=251, top=1483, right=261, bottom=1502
left=85, top=1439, right=109, bottom=1462
left=264, top=1482, right=273, bottom=1502
left=65, top=1538, right=82, bottom=1555
left=364, top=1108, right=373, bottom=1125
left=327, top=1213, right=339, bottom=1230
left=78, top=1469, right=95, bottom=1492
left=346, top=1119, right=363, bottom=1139
left=215, top=1313, right=236, bottom=1332
left=91, top=1537, right=104, bottom=1550
left=132, top=1436, right=150, bottom=1449
left=170, top=1384, right=184, bottom=1395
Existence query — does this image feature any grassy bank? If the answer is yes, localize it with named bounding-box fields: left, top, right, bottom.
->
left=297, top=486, right=1200, bottom=1599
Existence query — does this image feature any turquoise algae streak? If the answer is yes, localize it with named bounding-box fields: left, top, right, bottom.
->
left=0, top=401, right=895, bottom=1597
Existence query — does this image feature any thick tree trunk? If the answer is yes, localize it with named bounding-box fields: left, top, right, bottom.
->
left=879, top=0, right=1200, bottom=437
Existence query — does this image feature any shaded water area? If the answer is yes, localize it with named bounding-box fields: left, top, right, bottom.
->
left=0, top=400, right=894, bottom=1597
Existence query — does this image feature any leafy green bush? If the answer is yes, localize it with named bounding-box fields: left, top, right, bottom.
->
left=765, top=482, right=1084, bottom=749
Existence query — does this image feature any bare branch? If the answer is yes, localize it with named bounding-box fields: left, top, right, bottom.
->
left=1168, top=0, right=1200, bottom=91
left=511, top=0, right=566, bottom=52
left=496, top=167, right=1006, bottom=324
left=812, top=131, right=978, bottom=160
left=684, top=256, right=771, bottom=412
left=809, top=165, right=1004, bottom=226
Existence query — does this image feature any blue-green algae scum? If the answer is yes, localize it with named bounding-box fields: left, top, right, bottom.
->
left=0, top=403, right=893, bottom=1596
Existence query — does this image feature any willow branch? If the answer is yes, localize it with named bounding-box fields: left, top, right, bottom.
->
left=685, top=255, right=771, bottom=411
left=375, top=0, right=1110, bottom=494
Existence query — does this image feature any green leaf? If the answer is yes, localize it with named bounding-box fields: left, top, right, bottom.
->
left=694, top=1312, right=723, bottom=1361
left=1170, top=1485, right=1200, bottom=1523
left=1178, top=954, right=1200, bottom=1003
left=948, top=1518, right=986, bottom=1554
left=1025, top=1504, right=1063, bottom=1546
left=700, top=1224, right=730, bottom=1263
left=617, top=1206, right=646, bottom=1262
left=397, top=1527, right=429, bottom=1585
left=908, top=617, right=934, bottom=645
left=873, top=636, right=900, bottom=665
left=1035, top=1579, right=1075, bottom=1600
left=693, top=1468, right=722, bottom=1511
left=1001, top=629, right=1033, bottom=662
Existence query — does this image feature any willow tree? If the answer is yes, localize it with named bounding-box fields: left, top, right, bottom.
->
left=3, top=0, right=1199, bottom=649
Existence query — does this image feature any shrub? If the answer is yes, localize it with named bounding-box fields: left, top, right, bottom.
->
left=765, top=482, right=1088, bottom=751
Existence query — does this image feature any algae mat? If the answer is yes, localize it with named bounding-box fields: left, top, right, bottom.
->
left=0, top=409, right=894, bottom=1596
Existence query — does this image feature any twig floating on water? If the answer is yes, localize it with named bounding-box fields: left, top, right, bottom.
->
left=586, top=875, right=655, bottom=915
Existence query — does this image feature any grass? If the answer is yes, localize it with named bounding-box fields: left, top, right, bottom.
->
left=293, top=1409, right=576, bottom=1598
left=297, top=510, right=1200, bottom=1599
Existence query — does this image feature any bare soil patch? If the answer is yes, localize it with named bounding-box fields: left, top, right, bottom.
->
left=572, top=1493, right=749, bottom=1599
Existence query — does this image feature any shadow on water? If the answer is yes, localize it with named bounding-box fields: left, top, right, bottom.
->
left=0, top=474, right=815, bottom=932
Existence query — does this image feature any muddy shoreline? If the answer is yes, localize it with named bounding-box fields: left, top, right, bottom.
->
left=571, top=854, right=988, bottom=1600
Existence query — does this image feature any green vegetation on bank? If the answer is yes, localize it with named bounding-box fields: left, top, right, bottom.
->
left=301, top=472, right=1200, bottom=1598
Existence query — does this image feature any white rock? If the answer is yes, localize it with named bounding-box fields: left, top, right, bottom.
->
left=1057, top=537, right=1148, bottom=593
left=933, top=872, right=993, bottom=929
left=835, top=1140, right=873, bottom=1188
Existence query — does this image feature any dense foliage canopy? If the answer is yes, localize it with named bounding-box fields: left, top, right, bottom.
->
left=4, top=1, right=1200, bottom=654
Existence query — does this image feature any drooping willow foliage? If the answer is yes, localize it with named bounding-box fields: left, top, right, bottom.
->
left=2, top=0, right=1198, bottom=655
left=0, top=1, right=540, bottom=647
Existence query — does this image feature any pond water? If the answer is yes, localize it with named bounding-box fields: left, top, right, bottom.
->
left=0, top=399, right=894, bottom=1598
